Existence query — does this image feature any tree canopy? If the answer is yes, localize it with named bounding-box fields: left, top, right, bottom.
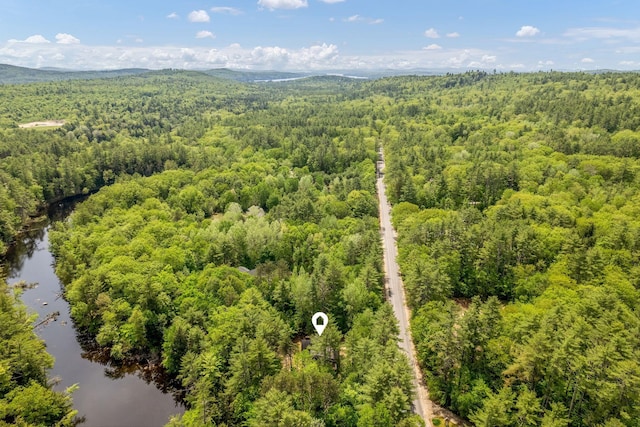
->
left=382, top=71, right=640, bottom=426
left=2, top=69, right=640, bottom=426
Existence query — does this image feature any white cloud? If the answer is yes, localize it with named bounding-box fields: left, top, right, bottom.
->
left=0, top=42, right=342, bottom=71
left=188, top=10, right=210, bottom=23
left=345, top=15, right=382, bottom=24
left=293, top=43, right=339, bottom=65
left=114, top=35, right=146, bottom=45
left=56, top=33, right=80, bottom=44
left=424, top=28, right=440, bottom=39
left=0, top=40, right=582, bottom=72
left=516, top=25, right=540, bottom=37
left=196, top=31, right=216, bottom=39
left=250, top=46, right=289, bottom=67
left=423, top=44, right=442, bottom=50
left=537, top=60, right=554, bottom=67
left=446, top=32, right=460, bottom=38
left=581, top=57, right=594, bottom=63
left=258, top=0, right=308, bottom=10
left=180, top=48, right=198, bottom=62
left=467, top=54, right=497, bottom=68
left=319, top=0, right=345, bottom=3
left=563, top=26, right=640, bottom=41
left=10, top=35, right=51, bottom=44
left=26, top=35, right=51, bottom=43
left=424, top=28, right=440, bottom=38
left=440, top=49, right=473, bottom=67
left=249, top=43, right=338, bottom=68
left=211, top=7, right=243, bottom=15
left=167, top=12, right=179, bottom=19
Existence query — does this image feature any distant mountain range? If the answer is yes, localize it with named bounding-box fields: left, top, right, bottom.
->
left=0, top=63, right=449, bottom=85
left=0, top=64, right=152, bottom=84
left=0, top=64, right=315, bottom=84
left=1, top=63, right=637, bottom=85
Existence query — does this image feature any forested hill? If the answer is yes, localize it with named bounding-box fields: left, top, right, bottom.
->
left=201, top=68, right=308, bottom=82
left=0, top=63, right=407, bottom=85
left=0, top=64, right=313, bottom=84
left=0, top=63, right=150, bottom=84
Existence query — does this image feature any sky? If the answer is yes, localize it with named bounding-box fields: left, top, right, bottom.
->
left=1, top=0, right=639, bottom=71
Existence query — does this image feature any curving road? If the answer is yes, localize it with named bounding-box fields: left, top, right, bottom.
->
left=376, top=148, right=433, bottom=426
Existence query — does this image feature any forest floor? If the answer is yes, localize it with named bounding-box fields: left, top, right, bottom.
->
left=18, top=120, right=65, bottom=128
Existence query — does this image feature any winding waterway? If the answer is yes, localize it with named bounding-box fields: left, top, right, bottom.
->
left=2, top=202, right=184, bottom=427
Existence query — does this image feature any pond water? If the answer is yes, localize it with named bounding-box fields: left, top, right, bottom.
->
left=2, top=202, right=184, bottom=427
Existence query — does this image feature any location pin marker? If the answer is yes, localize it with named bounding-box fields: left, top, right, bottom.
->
left=312, top=312, right=328, bottom=336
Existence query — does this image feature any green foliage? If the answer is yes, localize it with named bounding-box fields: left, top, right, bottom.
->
left=28, top=71, right=419, bottom=426
left=384, top=72, right=640, bottom=426
left=248, top=389, right=320, bottom=427
left=5, top=69, right=640, bottom=426
left=0, top=279, right=76, bottom=426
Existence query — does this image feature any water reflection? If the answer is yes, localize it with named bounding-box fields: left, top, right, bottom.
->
left=78, top=342, right=184, bottom=401
left=3, top=220, right=47, bottom=278
left=2, top=197, right=184, bottom=427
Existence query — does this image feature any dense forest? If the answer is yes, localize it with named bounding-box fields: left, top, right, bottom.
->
left=1, top=69, right=639, bottom=426
left=1, top=71, right=421, bottom=426
left=379, top=71, right=640, bottom=426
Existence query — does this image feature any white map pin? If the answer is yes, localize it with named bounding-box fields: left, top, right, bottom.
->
left=312, top=312, right=328, bottom=336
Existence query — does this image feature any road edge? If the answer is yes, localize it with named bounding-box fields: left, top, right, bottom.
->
left=376, top=146, right=434, bottom=427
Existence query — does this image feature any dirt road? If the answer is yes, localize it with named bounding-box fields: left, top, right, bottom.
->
left=376, top=148, right=433, bottom=426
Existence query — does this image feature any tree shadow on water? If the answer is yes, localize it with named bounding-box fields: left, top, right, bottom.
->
left=78, top=338, right=186, bottom=403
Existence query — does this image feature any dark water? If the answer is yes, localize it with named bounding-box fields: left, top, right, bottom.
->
left=3, top=201, right=184, bottom=427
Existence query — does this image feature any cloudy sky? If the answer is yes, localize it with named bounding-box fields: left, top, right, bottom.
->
left=1, top=0, right=639, bottom=71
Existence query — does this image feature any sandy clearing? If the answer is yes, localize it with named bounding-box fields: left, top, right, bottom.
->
left=18, top=120, right=65, bottom=128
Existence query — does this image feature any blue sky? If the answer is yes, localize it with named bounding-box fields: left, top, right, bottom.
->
left=1, top=0, right=639, bottom=71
